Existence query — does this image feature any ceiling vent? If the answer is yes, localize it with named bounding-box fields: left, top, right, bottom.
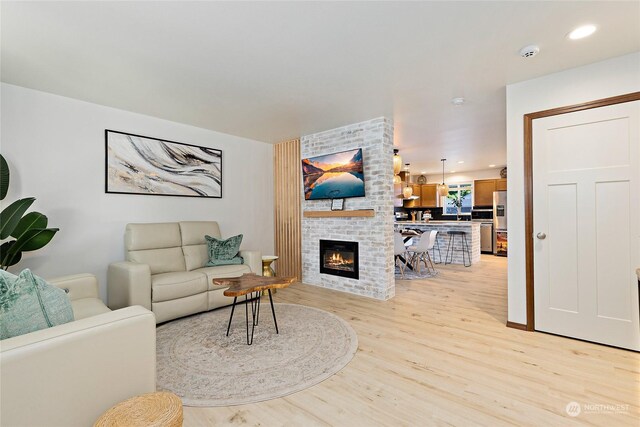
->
left=519, top=45, right=540, bottom=58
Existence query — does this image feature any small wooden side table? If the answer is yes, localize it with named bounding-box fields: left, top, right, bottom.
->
left=94, top=392, right=183, bottom=427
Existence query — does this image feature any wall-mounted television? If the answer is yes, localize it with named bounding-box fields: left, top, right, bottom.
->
left=302, top=148, right=365, bottom=200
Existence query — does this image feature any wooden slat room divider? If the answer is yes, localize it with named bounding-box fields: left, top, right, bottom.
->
left=273, top=138, right=302, bottom=280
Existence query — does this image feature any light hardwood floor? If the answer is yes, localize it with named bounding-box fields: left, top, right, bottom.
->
left=184, top=255, right=639, bottom=426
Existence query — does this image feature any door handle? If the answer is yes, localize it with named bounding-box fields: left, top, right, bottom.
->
left=536, top=232, right=546, bottom=240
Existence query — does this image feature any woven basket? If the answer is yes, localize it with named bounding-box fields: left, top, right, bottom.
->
left=94, top=392, right=183, bottom=427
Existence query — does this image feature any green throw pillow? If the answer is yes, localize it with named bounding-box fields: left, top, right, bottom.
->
left=0, top=269, right=74, bottom=340
left=205, top=234, right=244, bottom=267
left=206, top=256, right=244, bottom=267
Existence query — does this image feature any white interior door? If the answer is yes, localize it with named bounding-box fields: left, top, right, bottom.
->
left=533, top=100, right=639, bottom=351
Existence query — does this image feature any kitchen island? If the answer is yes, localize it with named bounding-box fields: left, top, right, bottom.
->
left=395, top=221, right=481, bottom=265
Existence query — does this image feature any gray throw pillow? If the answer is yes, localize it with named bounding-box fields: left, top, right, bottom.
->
left=0, top=269, right=74, bottom=340
left=205, top=234, right=244, bottom=267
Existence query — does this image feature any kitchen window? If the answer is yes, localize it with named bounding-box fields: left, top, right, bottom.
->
left=443, top=183, right=472, bottom=215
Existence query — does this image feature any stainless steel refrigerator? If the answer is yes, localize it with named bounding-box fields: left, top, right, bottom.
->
left=493, top=191, right=508, bottom=256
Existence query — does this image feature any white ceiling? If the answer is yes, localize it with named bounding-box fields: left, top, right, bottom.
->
left=2, top=1, right=639, bottom=174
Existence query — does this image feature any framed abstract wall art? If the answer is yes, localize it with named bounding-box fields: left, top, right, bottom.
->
left=105, top=130, right=222, bottom=198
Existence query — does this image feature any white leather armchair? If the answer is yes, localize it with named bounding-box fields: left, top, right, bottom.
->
left=0, top=274, right=156, bottom=427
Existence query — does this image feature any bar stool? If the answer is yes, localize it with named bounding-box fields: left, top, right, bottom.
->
left=445, top=230, right=471, bottom=267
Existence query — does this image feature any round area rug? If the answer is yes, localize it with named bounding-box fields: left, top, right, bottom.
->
left=156, top=303, right=358, bottom=406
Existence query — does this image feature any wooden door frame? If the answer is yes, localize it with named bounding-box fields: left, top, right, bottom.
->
left=522, top=91, right=640, bottom=331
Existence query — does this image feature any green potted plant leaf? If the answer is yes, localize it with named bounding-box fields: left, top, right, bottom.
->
left=0, top=154, right=59, bottom=270
left=447, top=189, right=471, bottom=220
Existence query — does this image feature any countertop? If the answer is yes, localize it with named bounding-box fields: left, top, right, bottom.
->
left=395, top=221, right=480, bottom=226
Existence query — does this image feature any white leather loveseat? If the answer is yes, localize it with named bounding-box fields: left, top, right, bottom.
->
left=107, top=221, right=261, bottom=323
left=0, top=273, right=156, bottom=427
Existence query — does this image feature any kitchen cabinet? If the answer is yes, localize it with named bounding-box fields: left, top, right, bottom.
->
left=401, top=183, right=440, bottom=208
left=474, top=178, right=508, bottom=206
left=420, top=184, right=439, bottom=207
left=474, top=179, right=497, bottom=206
left=411, top=184, right=421, bottom=205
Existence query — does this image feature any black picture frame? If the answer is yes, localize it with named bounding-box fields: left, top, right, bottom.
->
left=331, top=198, right=344, bottom=211
left=105, top=130, right=222, bottom=198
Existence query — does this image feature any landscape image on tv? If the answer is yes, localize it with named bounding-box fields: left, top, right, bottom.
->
left=302, top=148, right=365, bottom=200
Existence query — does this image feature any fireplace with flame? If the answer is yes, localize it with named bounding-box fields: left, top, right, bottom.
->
left=319, top=239, right=359, bottom=280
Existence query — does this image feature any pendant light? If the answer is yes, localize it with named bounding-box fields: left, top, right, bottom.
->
left=393, top=149, right=402, bottom=184
left=437, top=158, right=449, bottom=197
left=402, top=163, right=413, bottom=198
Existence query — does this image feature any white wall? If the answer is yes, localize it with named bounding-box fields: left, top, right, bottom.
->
left=506, top=52, right=640, bottom=324
left=1, top=83, right=274, bottom=300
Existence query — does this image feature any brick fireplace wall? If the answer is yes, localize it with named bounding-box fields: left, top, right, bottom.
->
left=301, top=117, right=395, bottom=300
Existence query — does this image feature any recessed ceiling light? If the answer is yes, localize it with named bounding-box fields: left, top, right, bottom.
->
left=489, top=164, right=496, bottom=168
left=450, top=170, right=456, bottom=173
left=457, top=161, right=464, bottom=164
left=451, top=97, right=465, bottom=106
left=568, top=25, right=596, bottom=40
left=420, top=171, right=427, bottom=174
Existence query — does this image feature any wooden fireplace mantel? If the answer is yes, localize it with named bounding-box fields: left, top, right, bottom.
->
left=303, top=209, right=375, bottom=218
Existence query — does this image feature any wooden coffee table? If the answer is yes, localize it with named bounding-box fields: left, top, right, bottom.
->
left=214, top=273, right=296, bottom=345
